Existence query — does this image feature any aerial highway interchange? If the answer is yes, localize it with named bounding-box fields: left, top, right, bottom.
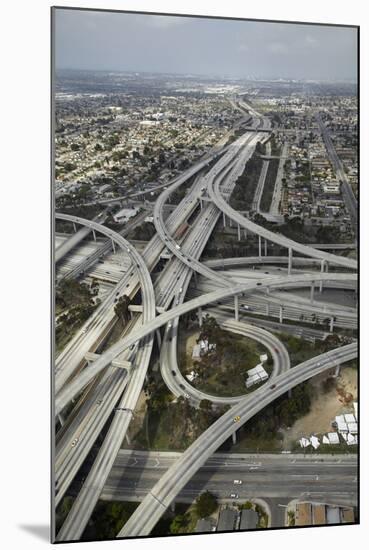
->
left=54, top=99, right=358, bottom=541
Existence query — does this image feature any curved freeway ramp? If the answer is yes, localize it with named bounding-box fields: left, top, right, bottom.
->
left=55, top=272, right=356, bottom=415
left=160, top=318, right=290, bottom=406
left=206, top=174, right=357, bottom=271
left=118, top=342, right=357, bottom=538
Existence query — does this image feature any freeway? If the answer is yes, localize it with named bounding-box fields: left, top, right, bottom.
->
left=153, top=128, right=267, bottom=286
left=316, top=113, right=357, bottom=236
left=56, top=208, right=148, bottom=282
left=55, top=272, right=357, bottom=415
left=160, top=319, right=290, bottom=406
left=54, top=213, right=156, bottom=393
left=55, top=126, right=256, bottom=537
left=101, top=451, right=357, bottom=506
left=252, top=140, right=271, bottom=212
left=206, top=164, right=357, bottom=271
left=55, top=211, right=107, bottom=263
left=118, top=342, right=357, bottom=537
left=269, top=142, right=289, bottom=215
left=55, top=112, right=268, bottom=535
left=55, top=102, right=358, bottom=541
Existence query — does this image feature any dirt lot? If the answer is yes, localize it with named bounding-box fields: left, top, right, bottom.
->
left=282, top=366, right=357, bottom=447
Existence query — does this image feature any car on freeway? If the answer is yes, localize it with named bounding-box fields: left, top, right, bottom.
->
left=179, top=384, right=185, bottom=390
left=175, top=244, right=181, bottom=250
left=230, top=493, right=239, bottom=499
left=270, top=384, right=276, bottom=390
left=129, top=344, right=135, bottom=350
left=179, top=287, right=183, bottom=293
left=233, top=480, right=242, bottom=485
left=171, top=370, right=176, bottom=376
left=71, top=438, right=79, bottom=448
left=233, top=416, right=241, bottom=423
left=184, top=393, right=190, bottom=399
left=96, top=399, right=102, bottom=405
left=242, top=305, right=251, bottom=310
left=256, top=282, right=262, bottom=286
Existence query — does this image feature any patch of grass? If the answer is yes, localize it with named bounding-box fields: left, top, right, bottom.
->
left=178, top=327, right=269, bottom=398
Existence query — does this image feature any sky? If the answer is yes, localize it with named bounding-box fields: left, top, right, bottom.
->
left=54, top=9, right=358, bottom=81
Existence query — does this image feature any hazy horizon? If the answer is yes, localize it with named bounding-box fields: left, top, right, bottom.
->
left=54, top=9, right=358, bottom=82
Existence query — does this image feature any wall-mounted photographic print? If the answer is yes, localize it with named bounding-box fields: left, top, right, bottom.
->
left=51, top=6, right=359, bottom=543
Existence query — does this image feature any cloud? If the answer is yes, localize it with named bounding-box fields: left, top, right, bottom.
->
left=267, top=42, right=289, bottom=55
left=238, top=43, right=250, bottom=52
left=305, top=34, right=319, bottom=47
left=142, top=15, right=187, bottom=29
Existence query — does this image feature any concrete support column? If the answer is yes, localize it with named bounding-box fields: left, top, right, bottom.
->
left=264, top=239, right=268, bottom=256
left=237, top=224, right=241, bottom=241
left=244, top=229, right=247, bottom=240
left=234, top=295, right=239, bottom=321
left=319, top=260, right=325, bottom=292
left=258, top=236, right=262, bottom=259
left=288, top=389, right=292, bottom=398
left=310, top=283, right=315, bottom=304
left=232, top=431, right=237, bottom=445
left=111, top=239, right=116, bottom=254
left=330, top=317, right=334, bottom=333
left=125, top=432, right=131, bottom=445
left=223, top=211, right=226, bottom=227
left=229, top=218, right=232, bottom=228
left=335, top=365, right=341, bottom=377
left=156, top=329, right=162, bottom=348
left=266, top=286, right=270, bottom=295
left=194, top=271, right=198, bottom=289
left=92, top=229, right=96, bottom=242
left=288, top=248, right=292, bottom=275
left=198, top=307, right=203, bottom=327
left=73, top=222, right=77, bottom=233
left=279, top=306, right=283, bottom=324
left=170, top=502, right=175, bottom=513
left=200, top=199, right=203, bottom=210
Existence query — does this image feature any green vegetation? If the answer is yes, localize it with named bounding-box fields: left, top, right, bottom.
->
left=232, top=381, right=313, bottom=452
left=55, top=279, right=99, bottom=352
left=195, top=491, right=218, bottom=518
left=255, top=503, right=269, bottom=528
left=230, top=147, right=264, bottom=212
left=132, top=376, right=229, bottom=451
left=239, top=501, right=253, bottom=510
left=260, top=158, right=279, bottom=212
left=279, top=333, right=345, bottom=367
left=288, top=510, right=295, bottom=526
left=127, top=221, right=156, bottom=241
left=178, top=316, right=269, bottom=397
left=55, top=496, right=75, bottom=535
left=114, top=295, right=131, bottom=326
left=82, top=501, right=139, bottom=540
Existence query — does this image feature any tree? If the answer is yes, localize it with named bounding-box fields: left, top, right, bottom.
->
left=114, top=295, right=131, bottom=324
left=195, top=491, right=218, bottom=518
left=169, top=514, right=187, bottom=534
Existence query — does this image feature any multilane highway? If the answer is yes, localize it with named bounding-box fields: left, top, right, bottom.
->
left=55, top=101, right=357, bottom=541
left=102, top=451, right=357, bottom=506
left=55, top=272, right=356, bottom=416
left=118, top=342, right=357, bottom=537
